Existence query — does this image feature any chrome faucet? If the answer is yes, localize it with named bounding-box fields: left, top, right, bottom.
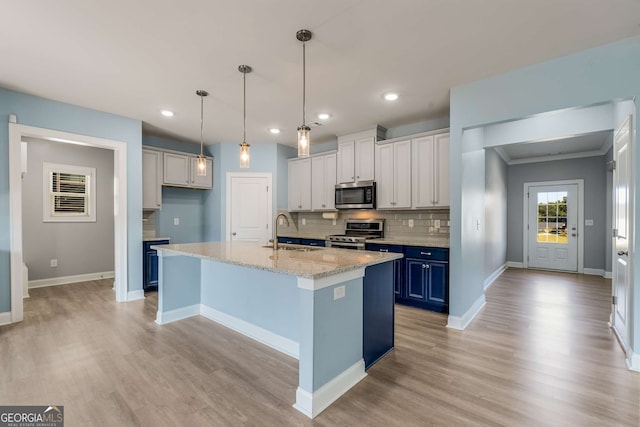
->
left=272, top=212, right=290, bottom=250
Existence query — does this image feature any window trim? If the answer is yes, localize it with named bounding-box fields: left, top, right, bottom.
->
left=42, top=162, right=96, bottom=222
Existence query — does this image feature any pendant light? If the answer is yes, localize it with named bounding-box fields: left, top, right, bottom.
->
left=296, top=29, right=312, bottom=157
left=238, top=65, right=252, bottom=168
left=196, top=89, right=208, bottom=176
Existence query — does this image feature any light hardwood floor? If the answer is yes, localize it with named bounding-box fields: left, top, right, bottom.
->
left=1, top=269, right=638, bottom=426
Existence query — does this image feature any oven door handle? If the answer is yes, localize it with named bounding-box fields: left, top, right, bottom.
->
left=326, top=241, right=364, bottom=249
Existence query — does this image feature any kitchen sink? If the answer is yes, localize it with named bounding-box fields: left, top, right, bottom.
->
left=262, top=244, right=321, bottom=252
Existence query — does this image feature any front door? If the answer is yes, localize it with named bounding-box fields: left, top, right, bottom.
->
left=228, top=174, right=271, bottom=243
left=612, top=115, right=633, bottom=349
left=528, top=184, right=578, bottom=271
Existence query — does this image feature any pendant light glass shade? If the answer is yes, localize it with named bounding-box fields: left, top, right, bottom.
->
left=196, top=89, right=208, bottom=177
left=239, top=142, right=250, bottom=168
left=238, top=65, right=252, bottom=168
left=296, top=29, right=312, bottom=158
left=297, top=125, right=310, bottom=157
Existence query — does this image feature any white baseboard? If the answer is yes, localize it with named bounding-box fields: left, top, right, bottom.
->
left=604, top=271, right=612, bottom=279
left=293, top=359, right=367, bottom=419
left=127, top=289, right=145, bottom=301
left=484, top=263, right=507, bottom=290
left=29, top=271, right=115, bottom=289
left=0, top=312, right=12, bottom=326
left=506, top=261, right=524, bottom=269
left=584, top=268, right=604, bottom=277
left=447, top=294, right=486, bottom=330
left=200, top=304, right=299, bottom=359
left=627, top=351, right=640, bottom=372
left=155, top=304, right=201, bottom=325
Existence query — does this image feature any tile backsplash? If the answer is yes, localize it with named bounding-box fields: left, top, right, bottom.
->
left=278, top=209, right=450, bottom=239
left=143, top=210, right=157, bottom=238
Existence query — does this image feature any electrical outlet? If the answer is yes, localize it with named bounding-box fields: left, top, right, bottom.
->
left=585, top=219, right=594, bottom=226
left=302, top=218, right=306, bottom=226
left=334, top=285, right=346, bottom=300
left=434, top=219, right=441, bottom=228
left=279, top=217, right=284, bottom=225
left=173, top=217, right=180, bottom=225
left=50, top=259, right=58, bottom=268
left=332, top=219, right=336, bottom=226
left=408, top=219, right=414, bottom=228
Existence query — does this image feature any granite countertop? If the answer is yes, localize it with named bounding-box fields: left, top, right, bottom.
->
left=371, top=237, right=449, bottom=248
left=277, top=232, right=450, bottom=248
left=152, top=241, right=402, bottom=279
left=143, top=237, right=171, bottom=242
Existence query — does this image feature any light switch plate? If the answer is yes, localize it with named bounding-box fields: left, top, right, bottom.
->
left=585, top=219, right=594, bottom=226
left=173, top=218, right=180, bottom=225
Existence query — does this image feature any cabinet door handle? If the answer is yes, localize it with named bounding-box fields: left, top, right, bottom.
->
left=298, top=205, right=302, bottom=209
left=422, top=264, right=429, bottom=269
left=322, top=204, right=326, bottom=207
left=420, top=252, right=431, bottom=256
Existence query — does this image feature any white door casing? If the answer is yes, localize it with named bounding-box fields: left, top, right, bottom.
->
left=523, top=180, right=584, bottom=273
left=226, top=173, right=272, bottom=244
left=612, top=115, right=633, bottom=351
left=9, top=123, right=129, bottom=324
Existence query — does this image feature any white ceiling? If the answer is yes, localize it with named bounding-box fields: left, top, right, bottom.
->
left=2, top=1, right=639, bottom=147
left=496, top=130, right=613, bottom=165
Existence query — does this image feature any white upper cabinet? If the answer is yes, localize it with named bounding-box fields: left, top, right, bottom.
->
left=311, top=153, right=337, bottom=211
left=142, top=149, right=162, bottom=209
left=190, top=157, right=213, bottom=189
left=336, top=126, right=386, bottom=184
left=162, top=151, right=213, bottom=190
left=375, top=140, right=411, bottom=209
left=163, top=152, right=190, bottom=187
left=412, top=132, right=450, bottom=208
left=288, top=158, right=312, bottom=211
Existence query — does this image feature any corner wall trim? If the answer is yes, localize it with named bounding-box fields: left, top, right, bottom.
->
left=155, top=304, right=201, bottom=325
left=0, top=312, right=12, bottom=326
left=484, top=263, right=507, bottom=290
left=293, top=359, right=367, bottom=419
left=447, top=294, right=486, bottom=330
left=127, top=289, right=145, bottom=301
left=506, top=261, right=524, bottom=269
left=200, top=304, right=299, bottom=359
left=627, top=351, right=640, bottom=372
left=28, top=271, right=115, bottom=289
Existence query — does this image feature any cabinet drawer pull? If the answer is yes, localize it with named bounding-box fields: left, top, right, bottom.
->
left=310, top=243, right=317, bottom=246
left=380, top=249, right=389, bottom=252
left=422, top=264, right=429, bottom=269
left=420, top=252, right=431, bottom=256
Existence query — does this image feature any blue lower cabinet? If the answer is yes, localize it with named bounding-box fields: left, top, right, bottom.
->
left=403, top=257, right=449, bottom=313
left=366, top=243, right=404, bottom=299
left=363, top=262, right=394, bottom=370
left=143, top=240, right=169, bottom=292
left=299, top=238, right=326, bottom=247
left=277, top=237, right=300, bottom=245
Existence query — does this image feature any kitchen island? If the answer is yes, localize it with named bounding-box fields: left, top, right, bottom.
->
left=152, top=241, right=402, bottom=419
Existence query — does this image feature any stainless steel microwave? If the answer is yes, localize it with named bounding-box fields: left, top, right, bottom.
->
left=335, top=181, right=376, bottom=209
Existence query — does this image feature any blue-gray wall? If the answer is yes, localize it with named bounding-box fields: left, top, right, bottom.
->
left=0, top=87, right=142, bottom=312
left=506, top=155, right=609, bottom=270
left=484, top=148, right=508, bottom=281
left=23, top=139, right=115, bottom=280
left=450, top=36, right=640, bottom=354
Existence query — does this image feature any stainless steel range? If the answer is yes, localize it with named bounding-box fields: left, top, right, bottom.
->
left=325, top=219, right=385, bottom=250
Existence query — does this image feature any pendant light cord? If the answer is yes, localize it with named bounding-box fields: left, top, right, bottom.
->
left=199, top=93, right=204, bottom=156
left=302, top=41, right=306, bottom=127
left=243, top=70, right=247, bottom=143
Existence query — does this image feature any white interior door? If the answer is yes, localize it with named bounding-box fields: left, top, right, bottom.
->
left=528, top=184, right=578, bottom=271
left=227, top=174, right=271, bottom=243
left=612, top=115, right=632, bottom=348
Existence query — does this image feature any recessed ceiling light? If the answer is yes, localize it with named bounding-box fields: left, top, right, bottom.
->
left=383, top=93, right=398, bottom=101
left=317, top=113, right=330, bottom=120
left=269, top=128, right=281, bottom=134
left=161, top=110, right=174, bottom=117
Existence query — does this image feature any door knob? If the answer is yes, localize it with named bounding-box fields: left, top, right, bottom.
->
left=617, top=250, right=628, bottom=256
